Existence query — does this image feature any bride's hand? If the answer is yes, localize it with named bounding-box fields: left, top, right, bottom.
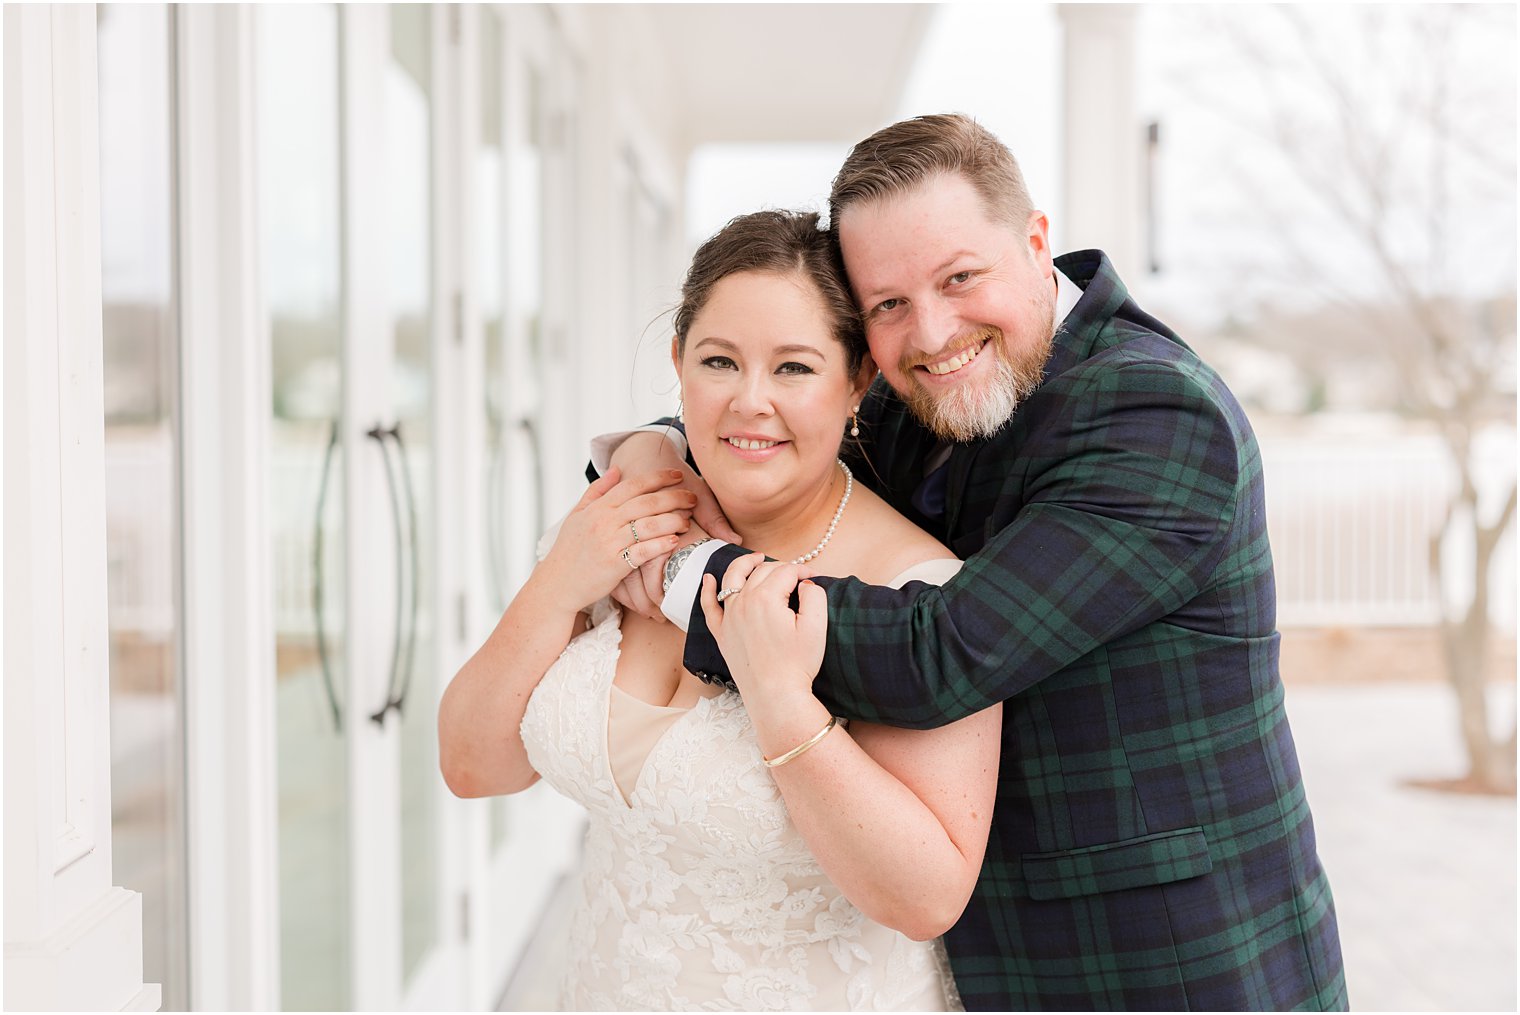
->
left=536, top=466, right=696, bottom=613
left=698, top=554, right=826, bottom=708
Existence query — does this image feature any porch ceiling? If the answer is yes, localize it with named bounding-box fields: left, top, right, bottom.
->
left=644, top=4, right=936, bottom=148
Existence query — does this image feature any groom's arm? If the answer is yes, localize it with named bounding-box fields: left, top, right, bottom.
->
left=587, top=419, right=687, bottom=481
left=679, top=359, right=1247, bottom=728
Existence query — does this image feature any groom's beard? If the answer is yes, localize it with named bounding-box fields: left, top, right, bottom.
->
left=898, top=321, right=1054, bottom=443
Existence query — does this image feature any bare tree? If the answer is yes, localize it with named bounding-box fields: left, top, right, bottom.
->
left=1173, top=5, right=1516, bottom=790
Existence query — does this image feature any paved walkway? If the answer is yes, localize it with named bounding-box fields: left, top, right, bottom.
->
left=1285, top=682, right=1516, bottom=1012
left=502, top=682, right=1517, bottom=1012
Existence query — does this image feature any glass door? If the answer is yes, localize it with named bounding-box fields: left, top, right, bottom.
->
left=97, top=5, right=188, bottom=1009
left=480, top=11, right=552, bottom=881
left=478, top=9, right=591, bottom=991
left=477, top=6, right=512, bottom=633
left=259, top=6, right=350, bottom=1009
left=258, top=5, right=453, bottom=1008
left=383, top=3, right=446, bottom=1001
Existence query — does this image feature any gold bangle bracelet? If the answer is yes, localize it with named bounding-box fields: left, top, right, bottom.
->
left=762, top=715, right=839, bottom=769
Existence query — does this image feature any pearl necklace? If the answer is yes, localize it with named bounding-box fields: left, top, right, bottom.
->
left=790, top=460, right=853, bottom=565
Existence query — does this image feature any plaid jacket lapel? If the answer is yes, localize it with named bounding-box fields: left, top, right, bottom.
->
left=942, top=440, right=980, bottom=543
left=854, top=379, right=946, bottom=534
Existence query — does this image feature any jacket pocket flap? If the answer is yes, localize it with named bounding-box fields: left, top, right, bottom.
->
left=1022, top=827, right=1213, bottom=901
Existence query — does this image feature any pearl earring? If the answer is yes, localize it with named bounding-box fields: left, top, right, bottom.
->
left=849, top=404, right=860, bottom=438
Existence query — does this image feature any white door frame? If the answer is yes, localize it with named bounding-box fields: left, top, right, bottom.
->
left=340, top=6, right=409, bottom=1009
left=174, top=4, right=282, bottom=1011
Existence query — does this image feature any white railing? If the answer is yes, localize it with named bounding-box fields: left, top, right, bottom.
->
left=1261, top=427, right=1516, bottom=630
left=100, top=425, right=1517, bottom=641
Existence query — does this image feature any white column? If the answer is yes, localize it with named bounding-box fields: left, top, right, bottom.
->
left=2, top=6, right=159, bottom=1011
left=174, top=5, right=281, bottom=1010
left=1057, top=4, right=1141, bottom=281
left=337, top=8, right=406, bottom=1008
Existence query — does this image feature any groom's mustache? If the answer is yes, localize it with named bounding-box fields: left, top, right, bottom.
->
left=899, top=325, right=1004, bottom=375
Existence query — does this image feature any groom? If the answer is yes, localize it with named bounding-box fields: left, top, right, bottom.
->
left=606, top=114, right=1346, bottom=1011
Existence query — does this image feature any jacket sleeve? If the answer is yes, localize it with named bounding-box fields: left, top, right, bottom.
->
left=682, top=358, right=1245, bottom=727
left=583, top=418, right=685, bottom=482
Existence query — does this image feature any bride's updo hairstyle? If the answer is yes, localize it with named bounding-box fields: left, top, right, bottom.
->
left=673, top=210, right=868, bottom=375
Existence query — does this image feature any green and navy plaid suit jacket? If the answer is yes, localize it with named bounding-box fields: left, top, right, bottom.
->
left=682, top=252, right=1347, bottom=1011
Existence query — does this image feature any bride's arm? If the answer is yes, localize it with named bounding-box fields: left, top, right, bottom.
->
left=767, top=693, right=1000, bottom=942
left=438, top=569, right=585, bottom=798
left=699, top=559, right=999, bottom=941
left=438, top=468, right=695, bottom=798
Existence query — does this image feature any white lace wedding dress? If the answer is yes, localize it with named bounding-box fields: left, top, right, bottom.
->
left=519, top=561, right=964, bottom=1012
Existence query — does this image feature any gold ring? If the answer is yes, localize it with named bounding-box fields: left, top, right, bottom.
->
left=620, top=547, right=638, bottom=570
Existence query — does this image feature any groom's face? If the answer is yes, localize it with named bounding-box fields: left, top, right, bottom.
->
left=837, top=172, right=1057, bottom=441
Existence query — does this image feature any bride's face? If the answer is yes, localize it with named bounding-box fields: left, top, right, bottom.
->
left=673, top=269, right=870, bottom=520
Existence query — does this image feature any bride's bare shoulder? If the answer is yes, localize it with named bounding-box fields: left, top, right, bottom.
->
left=840, top=485, right=957, bottom=585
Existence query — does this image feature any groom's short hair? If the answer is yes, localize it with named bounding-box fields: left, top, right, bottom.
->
left=828, top=113, right=1035, bottom=231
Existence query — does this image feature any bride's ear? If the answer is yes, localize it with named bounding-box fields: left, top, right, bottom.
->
left=670, top=335, right=682, bottom=377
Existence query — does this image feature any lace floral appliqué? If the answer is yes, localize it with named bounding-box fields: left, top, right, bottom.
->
left=521, top=601, right=961, bottom=1012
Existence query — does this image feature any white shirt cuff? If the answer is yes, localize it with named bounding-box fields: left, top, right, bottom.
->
left=589, top=424, right=689, bottom=476
left=659, top=539, right=727, bottom=632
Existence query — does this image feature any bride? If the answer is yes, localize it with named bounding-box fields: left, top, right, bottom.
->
left=439, top=210, right=999, bottom=1011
